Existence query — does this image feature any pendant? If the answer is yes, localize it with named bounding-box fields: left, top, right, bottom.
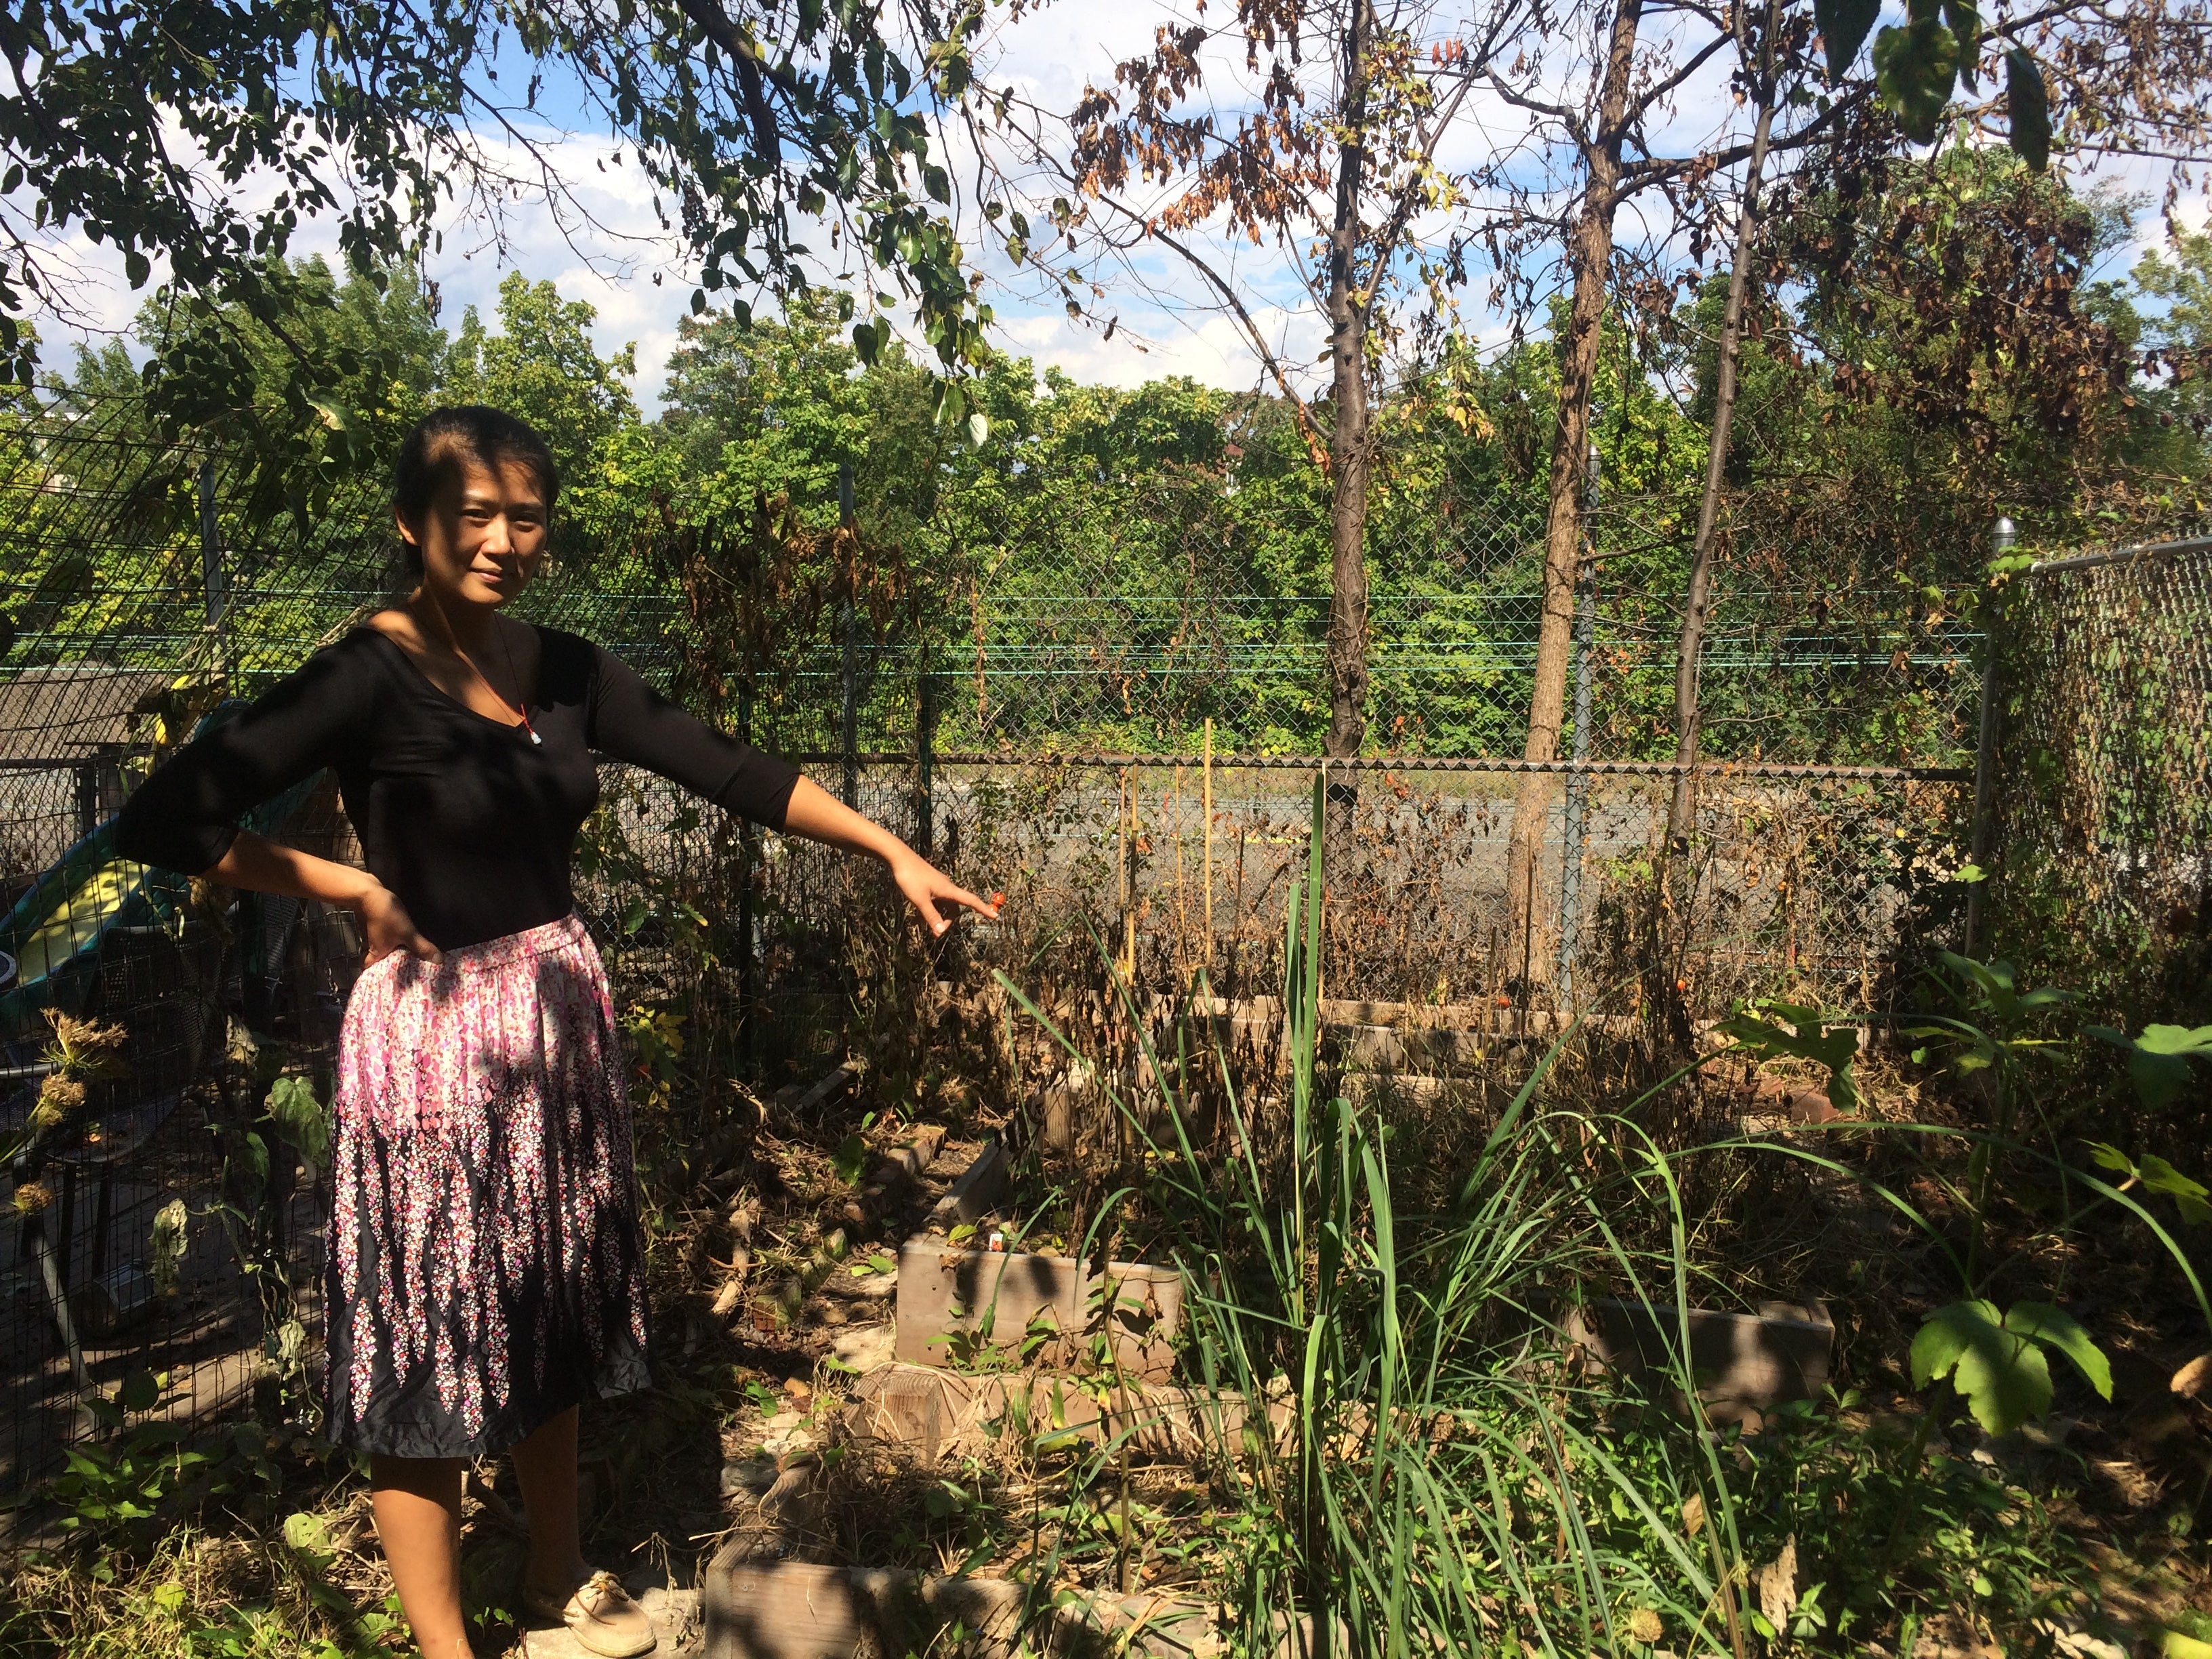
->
left=528, top=729, right=543, bottom=746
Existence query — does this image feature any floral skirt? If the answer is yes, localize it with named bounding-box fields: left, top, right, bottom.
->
left=322, top=914, right=649, bottom=1459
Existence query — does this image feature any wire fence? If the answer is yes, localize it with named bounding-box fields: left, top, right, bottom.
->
left=1978, top=534, right=2212, bottom=1033
left=0, top=407, right=2007, bottom=1500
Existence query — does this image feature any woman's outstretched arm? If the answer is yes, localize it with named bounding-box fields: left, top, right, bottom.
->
left=779, top=777, right=1000, bottom=937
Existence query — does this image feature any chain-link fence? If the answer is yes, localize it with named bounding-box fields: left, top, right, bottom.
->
left=1978, top=534, right=2212, bottom=1033
left=0, top=407, right=1996, bottom=1499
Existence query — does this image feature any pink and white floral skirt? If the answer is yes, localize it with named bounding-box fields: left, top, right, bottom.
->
left=322, top=914, right=649, bottom=1459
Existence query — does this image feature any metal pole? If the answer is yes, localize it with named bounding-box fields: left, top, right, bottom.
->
left=838, top=463, right=860, bottom=811
left=1557, top=443, right=1600, bottom=1002
left=1202, top=718, right=1214, bottom=976
left=1962, top=517, right=2016, bottom=958
left=916, top=658, right=937, bottom=859
left=737, top=680, right=758, bottom=1069
left=199, top=457, right=226, bottom=678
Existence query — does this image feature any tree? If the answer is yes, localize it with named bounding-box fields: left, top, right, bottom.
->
left=63, top=254, right=451, bottom=519
left=445, top=272, right=640, bottom=495
left=1664, top=0, right=1789, bottom=859
left=1023, top=0, right=1539, bottom=805
left=0, top=1, right=995, bottom=432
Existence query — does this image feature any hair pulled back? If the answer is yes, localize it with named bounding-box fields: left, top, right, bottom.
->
left=392, top=406, right=559, bottom=574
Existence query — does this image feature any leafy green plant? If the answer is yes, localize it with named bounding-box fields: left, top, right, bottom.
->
left=1719, top=999, right=1862, bottom=1113
left=49, top=1371, right=203, bottom=1542
left=2086, top=1021, right=2212, bottom=1113
left=1910, top=1299, right=2112, bottom=1435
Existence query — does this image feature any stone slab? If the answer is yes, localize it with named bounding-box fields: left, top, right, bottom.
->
left=926, top=1136, right=1008, bottom=1227
left=699, top=1551, right=1218, bottom=1659
left=520, top=1584, right=700, bottom=1658
left=845, top=1363, right=1290, bottom=1462
left=894, top=1240, right=1181, bottom=1380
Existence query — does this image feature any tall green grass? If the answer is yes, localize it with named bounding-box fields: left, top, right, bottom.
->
left=996, top=775, right=2182, bottom=1658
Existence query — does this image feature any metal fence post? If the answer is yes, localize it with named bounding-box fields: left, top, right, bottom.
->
left=199, top=457, right=226, bottom=678
left=1557, top=443, right=1600, bottom=1002
left=916, top=657, right=937, bottom=859
left=1962, top=518, right=2015, bottom=958
left=838, top=462, right=859, bottom=811
left=737, top=679, right=758, bottom=1068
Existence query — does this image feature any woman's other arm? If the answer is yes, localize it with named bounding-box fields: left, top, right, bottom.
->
left=197, top=834, right=440, bottom=965
left=778, top=777, right=997, bottom=937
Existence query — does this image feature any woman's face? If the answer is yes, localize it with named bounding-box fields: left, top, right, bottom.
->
left=397, top=455, right=548, bottom=610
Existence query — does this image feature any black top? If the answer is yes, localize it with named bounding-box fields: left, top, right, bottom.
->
left=114, top=626, right=801, bottom=951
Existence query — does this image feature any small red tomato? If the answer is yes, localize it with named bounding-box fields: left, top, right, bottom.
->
left=989, top=890, right=1007, bottom=907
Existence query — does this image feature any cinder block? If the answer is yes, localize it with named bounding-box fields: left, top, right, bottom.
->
left=894, top=1241, right=1182, bottom=1380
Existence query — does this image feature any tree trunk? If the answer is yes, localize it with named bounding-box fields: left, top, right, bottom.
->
left=1323, top=0, right=1376, bottom=853
left=1664, top=1, right=1780, bottom=856
left=1502, top=0, right=1643, bottom=983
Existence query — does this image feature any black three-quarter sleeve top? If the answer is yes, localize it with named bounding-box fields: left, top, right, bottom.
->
left=112, top=626, right=802, bottom=952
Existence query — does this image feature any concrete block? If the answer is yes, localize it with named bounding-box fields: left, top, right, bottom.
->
left=894, top=1240, right=1181, bottom=1380
left=1568, top=1296, right=1833, bottom=1428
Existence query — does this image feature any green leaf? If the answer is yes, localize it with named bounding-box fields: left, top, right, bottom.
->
left=1941, top=0, right=1982, bottom=89
left=282, top=1511, right=334, bottom=1556
left=1910, top=1299, right=2051, bottom=1435
left=117, top=1369, right=162, bottom=1415
left=1875, top=18, right=1961, bottom=144
left=2082, top=1141, right=2134, bottom=1175
left=2137, top=1158, right=2212, bottom=1225
left=1718, top=1001, right=1860, bottom=1113
left=1815, top=0, right=1881, bottom=78
left=2005, top=47, right=2051, bottom=171
left=2137, top=1025, right=2212, bottom=1058
left=2003, top=1302, right=2112, bottom=1399
left=266, top=1075, right=329, bottom=1168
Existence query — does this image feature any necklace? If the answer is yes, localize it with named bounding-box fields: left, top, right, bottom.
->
left=417, top=597, right=541, bottom=745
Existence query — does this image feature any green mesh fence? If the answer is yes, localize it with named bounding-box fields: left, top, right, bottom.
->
left=1981, top=534, right=2212, bottom=1026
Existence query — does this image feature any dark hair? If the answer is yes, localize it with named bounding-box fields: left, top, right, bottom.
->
left=392, top=406, right=559, bottom=573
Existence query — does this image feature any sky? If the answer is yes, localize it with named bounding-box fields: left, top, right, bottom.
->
left=14, top=1, right=2192, bottom=416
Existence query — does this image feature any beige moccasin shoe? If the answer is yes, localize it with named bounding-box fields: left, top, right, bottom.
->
left=523, top=1569, right=657, bottom=1658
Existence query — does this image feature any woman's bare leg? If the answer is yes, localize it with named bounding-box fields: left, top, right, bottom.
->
left=371, top=1456, right=470, bottom=1659
left=512, top=1405, right=591, bottom=1601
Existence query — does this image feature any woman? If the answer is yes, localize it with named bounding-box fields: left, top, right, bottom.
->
left=115, top=406, right=995, bottom=1659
